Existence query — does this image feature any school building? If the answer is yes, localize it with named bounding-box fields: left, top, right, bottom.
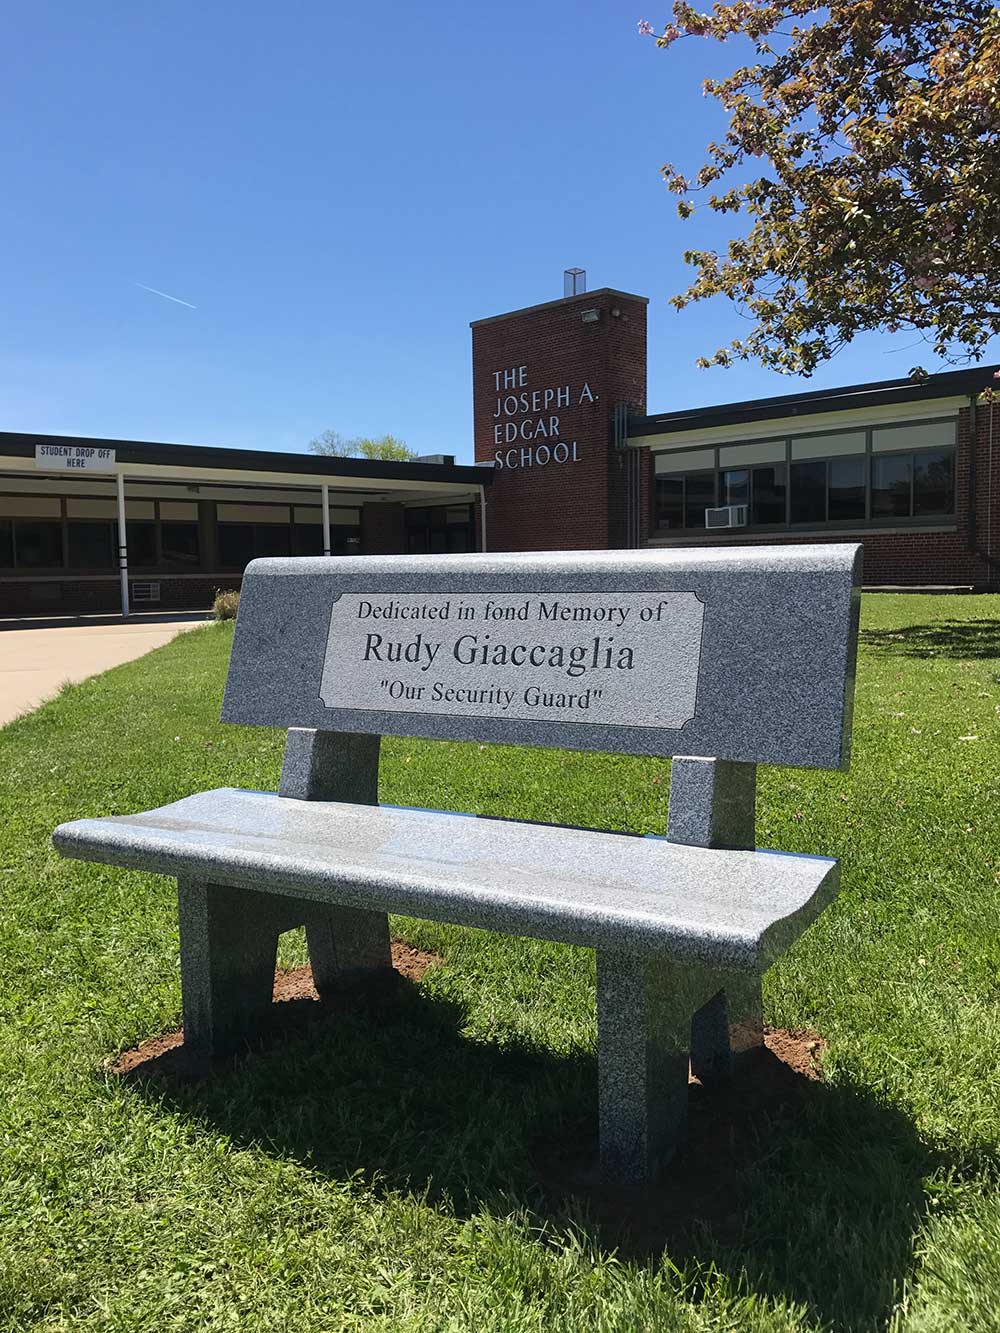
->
left=2, top=278, right=997, bottom=616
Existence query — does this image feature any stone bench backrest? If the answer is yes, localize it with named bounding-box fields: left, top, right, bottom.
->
left=222, top=544, right=862, bottom=771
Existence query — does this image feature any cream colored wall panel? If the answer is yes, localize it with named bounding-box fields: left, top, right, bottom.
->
left=66, top=499, right=117, bottom=518
left=653, top=449, right=715, bottom=474
left=0, top=496, right=61, bottom=517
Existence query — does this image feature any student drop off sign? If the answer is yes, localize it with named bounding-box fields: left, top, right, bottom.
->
left=321, top=592, right=705, bottom=728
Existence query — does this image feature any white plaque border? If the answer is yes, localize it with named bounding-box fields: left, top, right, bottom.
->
left=318, top=587, right=708, bottom=733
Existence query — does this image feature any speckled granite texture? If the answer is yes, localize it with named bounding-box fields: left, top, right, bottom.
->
left=277, top=728, right=392, bottom=993
left=53, top=787, right=838, bottom=973
left=668, top=756, right=765, bottom=1088
left=222, top=545, right=862, bottom=770
left=598, top=952, right=724, bottom=1184
left=666, top=756, right=757, bottom=851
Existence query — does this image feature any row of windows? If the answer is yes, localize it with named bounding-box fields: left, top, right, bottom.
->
left=655, top=449, right=954, bottom=531
left=0, top=516, right=357, bottom=572
left=0, top=499, right=476, bottom=573
left=217, top=522, right=361, bottom=567
left=0, top=519, right=202, bottom=572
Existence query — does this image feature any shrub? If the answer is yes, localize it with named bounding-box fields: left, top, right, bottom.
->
left=213, top=589, right=240, bottom=621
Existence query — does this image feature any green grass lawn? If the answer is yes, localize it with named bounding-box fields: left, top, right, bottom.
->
left=1, top=594, right=998, bottom=1331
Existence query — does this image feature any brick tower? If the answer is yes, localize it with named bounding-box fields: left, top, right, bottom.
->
left=471, top=286, right=648, bottom=551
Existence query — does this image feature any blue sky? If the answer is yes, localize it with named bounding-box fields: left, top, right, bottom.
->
left=4, top=2, right=995, bottom=463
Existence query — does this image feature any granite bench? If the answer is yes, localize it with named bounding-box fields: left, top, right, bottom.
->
left=53, top=544, right=861, bottom=1185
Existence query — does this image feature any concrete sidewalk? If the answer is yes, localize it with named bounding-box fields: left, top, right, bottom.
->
left=0, top=614, right=210, bottom=726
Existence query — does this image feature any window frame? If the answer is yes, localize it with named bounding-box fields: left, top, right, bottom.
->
left=651, top=415, right=958, bottom=535
left=404, top=503, right=475, bottom=555
left=216, top=499, right=364, bottom=569
left=0, top=492, right=207, bottom=575
left=653, top=469, right=718, bottom=532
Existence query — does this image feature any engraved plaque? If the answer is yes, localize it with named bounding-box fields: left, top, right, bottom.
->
left=320, top=592, right=705, bottom=729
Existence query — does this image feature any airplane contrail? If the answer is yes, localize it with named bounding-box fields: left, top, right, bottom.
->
left=134, top=282, right=197, bottom=309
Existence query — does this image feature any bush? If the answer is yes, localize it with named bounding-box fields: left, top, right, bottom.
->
left=212, top=589, right=240, bottom=621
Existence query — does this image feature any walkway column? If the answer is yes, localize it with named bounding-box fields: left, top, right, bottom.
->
left=479, top=484, right=488, bottom=552
left=116, top=471, right=129, bottom=618
left=321, top=483, right=332, bottom=557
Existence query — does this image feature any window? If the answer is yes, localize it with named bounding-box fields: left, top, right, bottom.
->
left=828, top=457, right=866, bottom=520
left=914, top=450, right=954, bottom=515
left=790, top=461, right=826, bottom=524
left=292, top=524, right=324, bottom=556
left=872, top=421, right=955, bottom=453
left=722, top=462, right=786, bottom=524
left=405, top=505, right=475, bottom=554
left=718, top=440, right=786, bottom=467
left=654, top=477, right=683, bottom=529
left=871, top=454, right=911, bottom=517
left=720, top=469, right=749, bottom=507
left=252, top=524, right=291, bottom=559
left=218, top=524, right=255, bottom=570
left=217, top=503, right=291, bottom=570
left=127, top=521, right=157, bottom=567
left=685, top=472, right=715, bottom=528
left=67, top=522, right=115, bottom=569
left=870, top=422, right=955, bottom=518
left=791, top=453, right=865, bottom=523
left=292, top=506, right=324, bottom=556
left=872, top=449, right=954, bottom=518
left=654, top=472, right=716, bottom=529
left=790, top=431, right=867, bottom=461
left=0, top=497, right=64, bottom=570
left=15, top=520, right=64, bottom=568
left=161, top=522, right=200, bottom=567
left=751, top=465, right=786, bottom=524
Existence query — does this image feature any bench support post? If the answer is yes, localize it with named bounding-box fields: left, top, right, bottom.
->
left=177, top=880, right=299, bottom=1061
left=668, top=757, right=764, bottom=1085
left=596, top=952, right=719, bottom=1185
left=175, top=729, right=393, bottom=1063
left=279, top=728, right=392, bottom=993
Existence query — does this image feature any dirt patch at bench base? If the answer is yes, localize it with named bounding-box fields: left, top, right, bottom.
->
left=109, top=939, right=440, bottom=1078
left=535, top=1027, right=827, bottom=1257
left=109, top=962, right=826, bottom=1250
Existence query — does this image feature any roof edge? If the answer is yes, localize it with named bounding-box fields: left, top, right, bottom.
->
left=470, top=288, right=649, bottom=328
left=630, top=364, right=998, bottom=437
left=0, top=430, right=493, bottom=485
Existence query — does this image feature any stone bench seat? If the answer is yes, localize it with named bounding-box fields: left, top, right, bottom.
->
left=53, top=787, right=838, bottom=972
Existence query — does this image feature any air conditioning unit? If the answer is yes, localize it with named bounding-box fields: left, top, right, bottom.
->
left=705, top=504, right=748, bottom=530
left=131, top=582, right=161, bottom=603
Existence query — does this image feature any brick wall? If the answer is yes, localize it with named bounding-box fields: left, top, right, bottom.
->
left=472, top=288, right=647, bottom=551
left=0, top=576, right=237, bottom=617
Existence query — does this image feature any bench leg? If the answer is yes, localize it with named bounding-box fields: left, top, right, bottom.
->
left=667, top=757, right=765, bottom=1089
left=177, top=880, right=294, bottom=1062
left=690, top=974, right=765, bottom=1087
left=301, top=904, right=392, bottom=996
left=279, top=729, right=392, bottom=994
left=596, top=950, right=719, bottom=1185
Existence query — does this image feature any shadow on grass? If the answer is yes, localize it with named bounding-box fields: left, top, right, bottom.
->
left=114, top=974, right=932, bottom=1330
left=860, top=619, right=1000, bottom=660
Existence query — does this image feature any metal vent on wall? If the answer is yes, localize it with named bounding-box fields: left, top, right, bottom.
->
left=131, top=582, right=161, bottom=603
left=705, top=505, right=748, bottom=530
